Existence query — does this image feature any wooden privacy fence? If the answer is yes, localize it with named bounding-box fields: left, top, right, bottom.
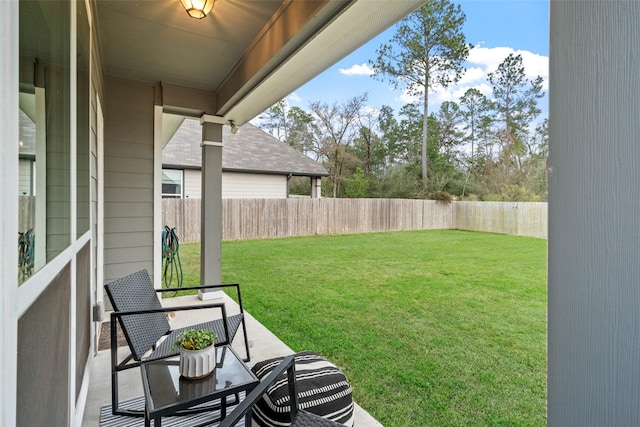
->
left=222, top=198, right=453, bottom=241
left=454, top=201, right=548, bottom=239
left=19, top=196, right=35, bottom=232
left=19, top=197, right=547, bottom=243
left=163, top=198, right=548, bottom=243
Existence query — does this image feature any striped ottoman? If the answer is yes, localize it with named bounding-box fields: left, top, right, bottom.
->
left=250, top=351, right=354, bottom=426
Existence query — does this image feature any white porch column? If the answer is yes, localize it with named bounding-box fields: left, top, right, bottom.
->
left=311, top=177, right=322, bottom=199
left=199, top=118, right=223, bottom=299
left=0, top=1, right=19, bottom=425
left=548, top=2, right=640, bottom=425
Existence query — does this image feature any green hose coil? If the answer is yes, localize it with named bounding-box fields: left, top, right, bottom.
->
left=161, top=225, right=183, bottom=296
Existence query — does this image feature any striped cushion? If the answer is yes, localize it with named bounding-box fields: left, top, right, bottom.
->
left=251, top=351, right=354, bottom=427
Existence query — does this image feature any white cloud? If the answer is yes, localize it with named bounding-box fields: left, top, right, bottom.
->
left=287, top=92, right=302, bottom=104
left=457, top=67, right=486, bottom=85
left=467, top=45, right=549, bottom=90
left=518, top=50, right=549, bottom=90
left=339, top=63, right=374, bottom=76
left=467, top=46, right=516, bottom=74
left=451, top=83, right=493, bottom=100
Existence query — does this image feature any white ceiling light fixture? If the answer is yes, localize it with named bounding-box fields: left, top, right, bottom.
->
left=229, top=120, right=239, bottom=135
left=180, top=0, right=215, bottom=19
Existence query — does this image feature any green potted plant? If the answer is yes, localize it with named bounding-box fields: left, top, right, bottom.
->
left=174, top=328, right=217, bottom=378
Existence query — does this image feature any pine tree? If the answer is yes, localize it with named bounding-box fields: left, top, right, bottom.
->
left=370, top=0, right=470, bottom=186
left=487, top=53, right=544, bottom=172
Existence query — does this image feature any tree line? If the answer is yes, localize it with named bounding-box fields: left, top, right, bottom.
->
left=259, top=0, right=547, bottom=202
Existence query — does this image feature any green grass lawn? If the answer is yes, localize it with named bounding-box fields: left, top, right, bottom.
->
left=177, top=229, right=547, bottom=426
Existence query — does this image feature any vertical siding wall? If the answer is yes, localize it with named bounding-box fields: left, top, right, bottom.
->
left=103, top=78, right=155, bottom=283
left=548, top=2, right=640, bottom=426
left=161, top=199, right=551, bottom=243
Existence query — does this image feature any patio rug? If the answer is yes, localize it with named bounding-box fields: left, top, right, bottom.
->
left=99, top=396, right=245, bottom=426
left=98, top=321, right=128, bottom=351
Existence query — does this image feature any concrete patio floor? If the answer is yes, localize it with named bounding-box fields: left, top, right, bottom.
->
left=81, top=292, right=382, bottom=426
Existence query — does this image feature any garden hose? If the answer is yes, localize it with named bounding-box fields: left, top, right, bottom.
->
left=161, top=226, right=183, bottom=296
left=18, top=229, right=34, bottom=281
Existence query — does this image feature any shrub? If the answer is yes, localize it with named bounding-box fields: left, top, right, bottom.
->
left=428, top=191, right=454, bottom=203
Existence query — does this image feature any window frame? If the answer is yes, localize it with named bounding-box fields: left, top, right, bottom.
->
left=161, top=168, right=184, bottom=198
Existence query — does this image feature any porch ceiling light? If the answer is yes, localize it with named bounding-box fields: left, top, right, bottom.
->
left=180, top=0, right=215, bottom=19
left=229, top=120, right=239, bottom=135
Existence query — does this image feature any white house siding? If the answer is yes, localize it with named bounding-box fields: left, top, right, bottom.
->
left=18, top=159, right=32, bottom=195
left=184, top=168, right=201, bottom=198
left=222, top=172, right=286, bottom=198
left=103, top=77, right=155, bottom=284
left=181, top=170, right=289, bottom=199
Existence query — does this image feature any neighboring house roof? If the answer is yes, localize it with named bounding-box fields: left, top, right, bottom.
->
left=162, top=119, right=328, bottom=177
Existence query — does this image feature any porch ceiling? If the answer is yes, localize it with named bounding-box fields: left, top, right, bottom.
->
left=96, top=0, right=424, bottom=124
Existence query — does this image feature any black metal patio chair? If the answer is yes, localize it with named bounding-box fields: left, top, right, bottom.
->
left=219, top=355, right=345, bottom=427
left=104, top=269, right=251, bottom=416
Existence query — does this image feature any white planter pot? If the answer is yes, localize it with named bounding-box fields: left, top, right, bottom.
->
left=179, top=345, right=216, bottom=379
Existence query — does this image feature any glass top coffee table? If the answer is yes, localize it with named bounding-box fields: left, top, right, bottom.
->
left=140, top=345, right=258, bottom=427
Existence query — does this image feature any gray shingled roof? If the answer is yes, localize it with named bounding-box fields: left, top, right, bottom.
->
left=162, top=119, right=328, bottom=177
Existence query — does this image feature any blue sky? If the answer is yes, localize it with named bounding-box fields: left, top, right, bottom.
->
left=269, top=0, right=549, bottom=120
